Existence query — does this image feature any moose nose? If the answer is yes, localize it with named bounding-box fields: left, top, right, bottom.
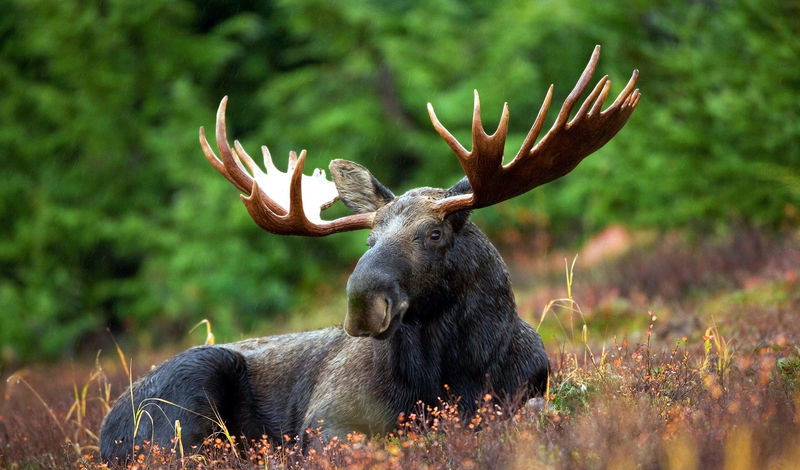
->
left=345, top=269, right=409, bottom=338
left=344, top=294, right=392, bottom=337
left=344, top=243, right=411, bottom=338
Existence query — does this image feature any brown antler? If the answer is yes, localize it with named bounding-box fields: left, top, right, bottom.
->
left=428, top=45, right=640, bottom=216
left=200, top=97, right=375, bottom=236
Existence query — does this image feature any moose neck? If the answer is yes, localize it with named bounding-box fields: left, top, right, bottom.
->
left=384, top=221, right=518, bottom=401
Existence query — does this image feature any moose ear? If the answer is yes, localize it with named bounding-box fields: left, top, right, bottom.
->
left=446, top=176, right=472, bottom=197
left=329, top=159, right=395, bottom=214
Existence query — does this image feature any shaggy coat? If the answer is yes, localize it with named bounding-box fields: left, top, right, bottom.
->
left=100, top=171, right=550, bottom=462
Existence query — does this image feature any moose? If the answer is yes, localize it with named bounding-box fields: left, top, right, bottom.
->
left=99, top=46, right=639, bottom=462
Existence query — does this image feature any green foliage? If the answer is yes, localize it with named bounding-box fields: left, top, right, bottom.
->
left=776, top=348, right=800, bottom=390
left=1, top=0, right=798, bottom=366
left=549, top=378, right=595, bottom=415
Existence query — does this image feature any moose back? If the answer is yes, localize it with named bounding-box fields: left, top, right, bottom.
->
left=99, top=46, right=639, bottom=462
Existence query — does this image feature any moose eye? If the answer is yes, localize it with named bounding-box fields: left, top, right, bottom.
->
left=428, top=229, right=442, bottom=242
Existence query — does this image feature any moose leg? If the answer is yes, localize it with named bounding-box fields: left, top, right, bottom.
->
left=99, top=346, right=256, bottom=463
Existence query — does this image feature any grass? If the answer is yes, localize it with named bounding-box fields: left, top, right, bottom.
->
left=2, top=228, right=800, bottom=469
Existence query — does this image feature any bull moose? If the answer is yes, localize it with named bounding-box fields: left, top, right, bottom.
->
left=99, top=46, right=639, bottom=462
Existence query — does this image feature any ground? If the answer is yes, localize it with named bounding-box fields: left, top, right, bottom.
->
left=2, top=227, right=799, bottom=469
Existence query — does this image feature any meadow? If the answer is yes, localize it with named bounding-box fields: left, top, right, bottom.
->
left=3, top=227, right=799, bottom=469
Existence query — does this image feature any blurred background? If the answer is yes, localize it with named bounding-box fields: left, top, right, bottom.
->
left=1, top=0, right=798, bottom=372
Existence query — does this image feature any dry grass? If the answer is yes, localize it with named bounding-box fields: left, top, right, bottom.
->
left=2, top=229, right=800, bottom=469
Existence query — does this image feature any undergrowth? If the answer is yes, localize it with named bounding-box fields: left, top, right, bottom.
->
left=2, top=237, right=800, bottom=469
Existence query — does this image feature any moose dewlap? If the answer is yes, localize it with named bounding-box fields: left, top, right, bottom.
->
left=99, top=45, right=639, bottom=462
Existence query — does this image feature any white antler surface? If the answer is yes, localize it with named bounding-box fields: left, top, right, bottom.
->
left=201, top=96, right=374, bottom=236
left=253, top=147, right=339, bottom=224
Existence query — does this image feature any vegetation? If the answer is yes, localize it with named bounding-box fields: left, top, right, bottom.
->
left=2, top=231, right=799, bottom=469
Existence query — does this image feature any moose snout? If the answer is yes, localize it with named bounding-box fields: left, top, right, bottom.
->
left=345, top=268, right=409, bottom=338
left=345, top=243, right=411, bottom=338
left=344, top=294, right=392, bottom=337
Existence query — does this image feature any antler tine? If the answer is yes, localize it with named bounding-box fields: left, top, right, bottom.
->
left=571, top=75, right=609, bottom=124
left=427, top=103, right=469, bottom=160
left=470, top=91, right=510, bottom=194
left=589, top=80, right=612, bottom=116
left=234, top=140, right=261, bottom=177
left=261, top=146, right=276, bottom=173
left=200, top=101, right=248, bottom=192
left=603, top=69, right=640, bottom=115
left=200, top=126, right=235, bottom=185
left=554, top=45, right=601, bottom=129
left=518, top=85, right=553, bottom=159
left=471, top=90, right=485, bottom=147
left=287, top=149, right=308, bottom=221
left=214, top=97, right=255, bottom=194
left=472, top=91, right=510, bottom=160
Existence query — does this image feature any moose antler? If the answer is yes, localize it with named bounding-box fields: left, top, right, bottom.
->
left=428, top=45, right=640, bottom=216
left=200, top=97, right=375, bottom=236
